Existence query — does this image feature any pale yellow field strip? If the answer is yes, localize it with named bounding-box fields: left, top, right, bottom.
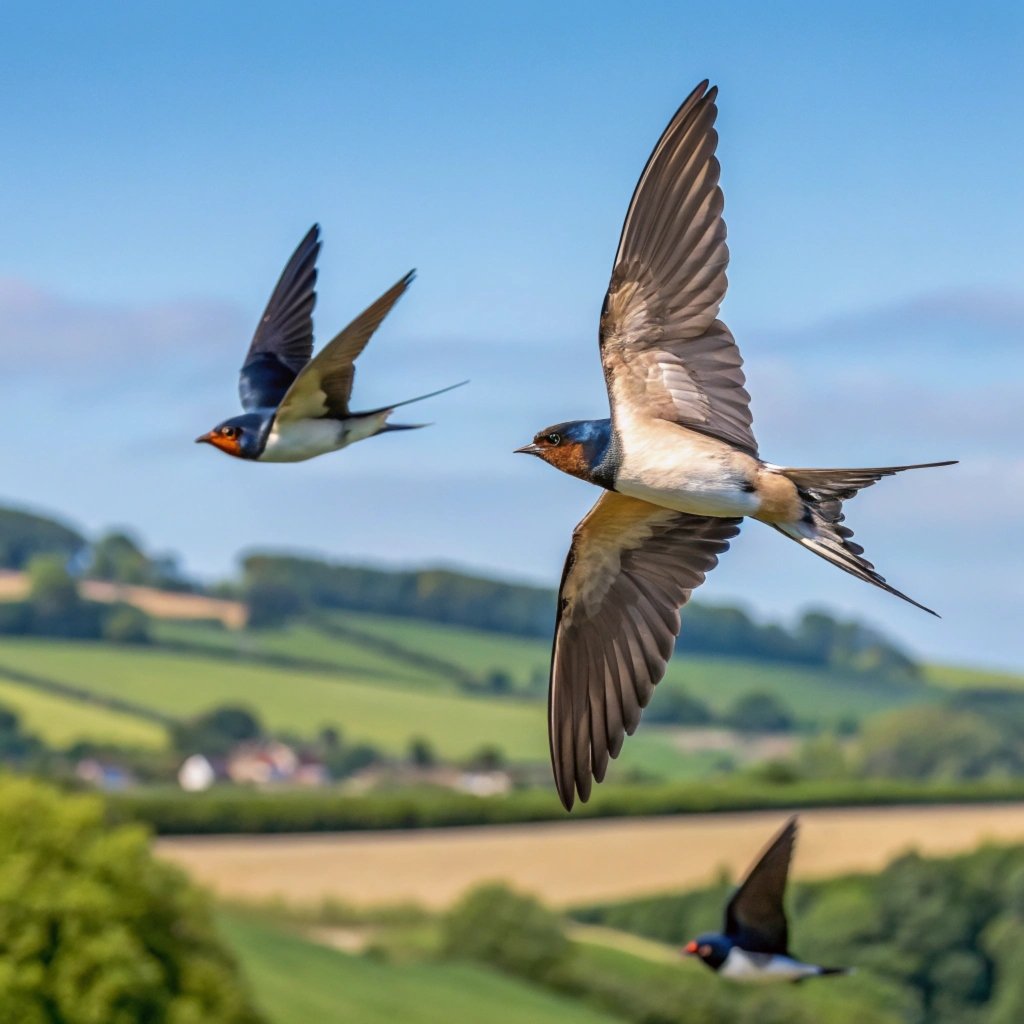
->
left=157, top=803, right=1024, bottom=910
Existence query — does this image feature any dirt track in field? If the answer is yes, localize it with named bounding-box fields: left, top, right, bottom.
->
left=157, top=802, right=1024, bottom=910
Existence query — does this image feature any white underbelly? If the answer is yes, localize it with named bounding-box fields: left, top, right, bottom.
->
left=720, top=949, right=819, bottom=984
left=615, top=475, right=759, bottom=517
left=259, top=419, right=348, bottom=463
left=614, top=422, right=760, bottom=517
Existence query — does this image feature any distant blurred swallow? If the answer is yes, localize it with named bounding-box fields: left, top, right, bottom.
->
left=516, top=81, right=956, bottom=809
left=196, top=225, right=465, bottom=462
left=684, top=816, right=849, bottom=983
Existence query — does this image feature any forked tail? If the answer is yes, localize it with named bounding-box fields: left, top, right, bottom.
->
left=771, top=461, right=957, bottom=616
left=357, top=380, right=469, bottom=432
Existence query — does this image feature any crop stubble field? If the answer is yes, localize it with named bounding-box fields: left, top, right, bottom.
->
left=160, top=802, right=1024, bottom=910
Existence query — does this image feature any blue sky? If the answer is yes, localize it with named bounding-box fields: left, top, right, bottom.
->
left=0, top=2, right=1021, bottom=668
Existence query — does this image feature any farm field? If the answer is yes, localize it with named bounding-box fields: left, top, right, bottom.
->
left=0, top=638, right=738, bottom=777
left=0, top=638, right=549, bottom=760
left=327, top=610, right=941, bottom=728
left=153, top=620, right=450, bottom=689
left=924, top=662, right=1024, bottom=690
left=0, top=673, right=166, bottom=748
left=218, top=910, right=624, bottom=1024
left=160, top=802, right=1024, bottom=910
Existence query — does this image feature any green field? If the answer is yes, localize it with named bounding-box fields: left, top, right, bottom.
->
left=218, top=911, right=624, bottom=1024
left=924, top=662, right=1024, bottom=690
left=337, top=610, right=939, bottom=727
left=0, top=639, right=722, bottom=775
left=153, top=620, right=450, bottom=689
left=0, top=613, right=1011, bottom=782
left=341, top=611, right=550, bottom=690
left=0, top=673, right=166, bottom=749
left=0, top=639, right=548, bottom=760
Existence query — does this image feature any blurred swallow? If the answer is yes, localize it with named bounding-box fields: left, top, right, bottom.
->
left=196, top=225, right=465, bottom=462
left=516, top=81, right=956, bottom=809
left=684, top=816, right=849, bottom=983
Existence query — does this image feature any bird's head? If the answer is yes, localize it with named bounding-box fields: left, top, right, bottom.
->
left=514, top=419, right=612, bottom=482
left=195, top=414, right=265, bottom=460
left=683, top=934, right=732, bottom=971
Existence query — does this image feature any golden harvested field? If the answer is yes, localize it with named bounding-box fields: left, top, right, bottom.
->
left=158, top=803, right=1024, bottom=910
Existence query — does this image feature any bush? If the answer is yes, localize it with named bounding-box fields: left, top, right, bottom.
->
left=102, top=604, right=151, bottom=644
left=643, top=687, right=714, bottom=725
left=442, top=884, right=569, bottom=981
left=0, top=776, right=264, bottom=1022
left=726, top=692, right=796, bottom=733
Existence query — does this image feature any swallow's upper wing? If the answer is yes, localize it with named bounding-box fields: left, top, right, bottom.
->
left=239, top=225, right=321, bottom=411
left=272, top=271, right=414, bottom=424
left=599, top=82, right=757, bottom=456
left=549, top=492, right=739, bottom=810
left=724, top=816, right=797, bottom=954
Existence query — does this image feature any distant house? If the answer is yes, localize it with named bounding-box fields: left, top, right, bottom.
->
left=226, top=741, right=327, bottom=788
left=75, top=759, right=136, bottom=791
left=346, top=763, right=512, bottom=797
left=178, top=753, right=222, bottom=792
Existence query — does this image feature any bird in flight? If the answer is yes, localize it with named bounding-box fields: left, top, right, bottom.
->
left=516, top=81, right=955, bottom=809
left=684, top=816, right=849, bottom=983
left=196, top=225, right=464, bottom=462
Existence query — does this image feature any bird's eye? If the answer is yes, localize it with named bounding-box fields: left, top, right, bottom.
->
left=546, top=433, right=561, bottom=446
left=222, top=427, right=236, bottom=439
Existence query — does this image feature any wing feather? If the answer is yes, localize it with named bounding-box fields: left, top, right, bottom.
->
left=273, top=271, right=414, bottom=423
left=724, top=816, right=798, bottom=954
left=239, top=225, right=321, bottom=411
left=600, top=82, right=757, bottom=455
left=548, top=492, right=739, bottom=809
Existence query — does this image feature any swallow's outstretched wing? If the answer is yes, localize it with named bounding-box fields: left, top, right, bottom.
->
left=549, top=492, right=739, bottom=809
left=239, top=224, right=321, bottom=411
left=600, top=81, right=757, bottom=457
left=724, top=816, right=797, bottom=955
left=273, top=271, right=414, bottom=424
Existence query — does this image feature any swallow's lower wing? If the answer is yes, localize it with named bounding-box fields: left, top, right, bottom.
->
left=239, top=224, right=321, bottom=411
left=273, top=271, right=414, bottom=424
left=724, top=816, right=797, bottom=955
left=599, top=82, right=757, bottom=456
left=549, top=493, right=739, bottom=809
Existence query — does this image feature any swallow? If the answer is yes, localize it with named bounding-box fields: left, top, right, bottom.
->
left=196, top=225, right=465, bottom=461
left=684, top=816, right=848, bottom=983
left=516, top=81, right=956, bottom=809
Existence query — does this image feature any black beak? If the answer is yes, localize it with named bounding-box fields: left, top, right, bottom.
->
left=515, top=443, right=542, bottom=457
left=195, top=433, right=213, bottom=445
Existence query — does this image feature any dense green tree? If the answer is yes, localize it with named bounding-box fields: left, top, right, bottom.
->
left=0, top=508, right=85, bottom=571
left=88, top=531, right=151, bottom=584
left=725, top=692, right=796, bottom=733
left=857, top=706, right=1022, bottom=780
left=442, top=884, right=569, bottom=982
left=101, top=604, right=151, bottom=645
left=171, top=706, right=263, bottom=756
left=643, top=687, right=714, bottom=725
left=0, top=776, right=264, bottom=1023
left=407, top=736, right=436, bottom=768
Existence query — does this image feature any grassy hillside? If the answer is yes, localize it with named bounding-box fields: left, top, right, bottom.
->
left=0, top=638, right=724, bottom=776
left=218, top=911, right=624, bottom=1024
left=341, top=609, right=938, bottom=727
left=925, top=662, right=1024, bottom=690
left=0, top=672, right=166, bottom=748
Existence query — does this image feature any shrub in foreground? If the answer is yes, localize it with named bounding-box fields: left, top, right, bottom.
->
left=0, top=776, right=264, bottom=1023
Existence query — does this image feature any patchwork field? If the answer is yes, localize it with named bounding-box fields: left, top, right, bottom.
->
left=0, top=637, right=775, bottom=778
left=0, top=673, right=166, bottom=748
left=160, top=802, right=1024, bottom=910
left=218, top=910, right=623, bottom=1024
